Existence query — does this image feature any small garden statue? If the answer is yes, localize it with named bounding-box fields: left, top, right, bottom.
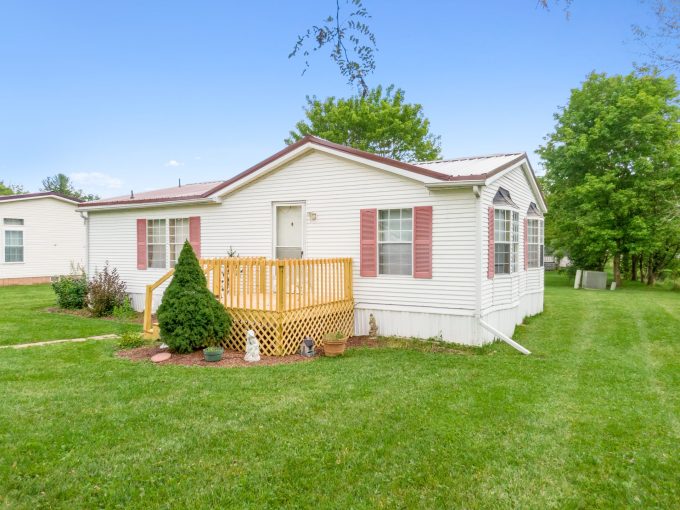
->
left=244, top=330, right=260, bottom=362
left=368, top=313, right=378, bottom=340
left=300, top=337, right=315, bottom=357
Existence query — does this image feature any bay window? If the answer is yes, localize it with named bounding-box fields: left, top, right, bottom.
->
left=528, top=219, right=544, bottom=268
left=494, top=209, right=519, bottom=274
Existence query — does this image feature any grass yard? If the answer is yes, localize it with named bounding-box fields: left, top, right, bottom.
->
left=0, top=285, right=138, bottom=346
left=1, top=274, right=679, bottom=509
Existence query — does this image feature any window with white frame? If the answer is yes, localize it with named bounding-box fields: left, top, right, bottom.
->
left=378, top=208, right=412, bottom=275
left=494, top=209, right=519, bottom=274
left=147, top=219, right=167, bottom=268
left=4, top=230, right=24, bottom=262
left=3, top=218, right=24, bottom=226
left=528, top=219, right=544, bottom=268
left=169, top=218, right=190, bottom=267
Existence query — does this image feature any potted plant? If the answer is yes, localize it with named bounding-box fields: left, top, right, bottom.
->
left=203, top=338, right=224, bottom=362
left=323, top=331, right=348, bottom=357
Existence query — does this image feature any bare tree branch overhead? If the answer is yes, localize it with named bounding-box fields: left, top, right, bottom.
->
left=289, top=0, right=377, bottom=97
left=539, top=0, right=680, bottom=70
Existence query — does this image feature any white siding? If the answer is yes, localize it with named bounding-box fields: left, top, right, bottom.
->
left=88, top=151, right=478, bottom=315
left=0, top=198, right=86, bottom=279
left=479, top=164, right=545, bottom=340
left=86, top=151, right=545, bottom=345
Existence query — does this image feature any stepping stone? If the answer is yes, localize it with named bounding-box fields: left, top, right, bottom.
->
left=151, top=352, right=171, bottom=363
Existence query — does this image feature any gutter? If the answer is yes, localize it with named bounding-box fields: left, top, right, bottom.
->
left=425, top=179, right=486, bottom=190
left=78, top=197, right=220, bottom=212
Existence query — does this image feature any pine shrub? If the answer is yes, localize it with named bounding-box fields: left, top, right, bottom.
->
left=157, top=241, right=231, bottom=353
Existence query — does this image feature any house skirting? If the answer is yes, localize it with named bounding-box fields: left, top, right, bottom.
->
left=0, top=276, right=52, bottom=287
left=131, top=289, right=544, bottom=347
left=355, top=290, right=544, bottom=346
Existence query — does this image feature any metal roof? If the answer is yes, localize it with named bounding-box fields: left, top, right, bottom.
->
left=415, top=153, right=525, bottom=179
left=81, top=181, right=225, bottom=208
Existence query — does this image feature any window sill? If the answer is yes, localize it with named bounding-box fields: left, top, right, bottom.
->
left=376, top=273, right=414, bottom=279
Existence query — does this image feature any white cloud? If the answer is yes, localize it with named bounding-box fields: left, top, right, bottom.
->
left=70, top=172, right=122, bottom=190
left=165, top=160, right=183, bottom=167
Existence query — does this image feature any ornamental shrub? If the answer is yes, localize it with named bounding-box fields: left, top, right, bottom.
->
left=157, top=241, right=231, bottom=353
left=87, top=263, right=128, bottom=317
left=52, top=274, right=88, bottom=309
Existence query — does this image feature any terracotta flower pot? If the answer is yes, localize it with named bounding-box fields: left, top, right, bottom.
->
left=203, top=347, right=224, bottom=362
left=323, top=338, right=348, bottom=357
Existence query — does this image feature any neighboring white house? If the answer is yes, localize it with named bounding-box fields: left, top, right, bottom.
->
left=0, top=192, right=86, bottom=286
left=78, top=136, right=547, bottom=345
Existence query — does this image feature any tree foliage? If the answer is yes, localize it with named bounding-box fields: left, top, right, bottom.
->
left=286, top=85, right=441, bottom=162
left=0, top=181, right=27, bottom=195
left=157, top=241, right=232, bottom=353
left=289, top=0, right=377, bottom=96
left=538, top=71, right=680, bottom=284
left=41, top=173, right=100, bottom=201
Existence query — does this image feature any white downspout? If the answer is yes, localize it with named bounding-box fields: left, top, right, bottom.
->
left=473, top=185, right=483, bottom=343
left=78, top=211, right=89, bottom=275
left=473, top=184, right=530, bottom=355
left=479, top=319, right=531, bottom=355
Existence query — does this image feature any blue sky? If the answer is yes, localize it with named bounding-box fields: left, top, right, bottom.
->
left=0, top=1, right=661, bottom=197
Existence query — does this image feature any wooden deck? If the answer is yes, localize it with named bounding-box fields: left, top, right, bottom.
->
left=143, top=257, right=354, bottom=356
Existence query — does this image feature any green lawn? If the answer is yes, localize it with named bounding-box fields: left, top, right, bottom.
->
left=0, top=285, right=137, bottom=346
left=1, top=275, right=678, bottom=509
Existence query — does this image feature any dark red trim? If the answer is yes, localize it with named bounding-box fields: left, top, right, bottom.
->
left=0, top=192, right=83, bottom=203
left=202, top=136, right=460, bottom=199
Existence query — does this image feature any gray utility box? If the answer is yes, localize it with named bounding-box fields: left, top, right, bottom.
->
left=582, top=270, right=607, bottom=290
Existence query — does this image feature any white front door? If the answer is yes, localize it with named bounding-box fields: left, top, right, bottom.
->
left=275, top=205, right=303, bottom=259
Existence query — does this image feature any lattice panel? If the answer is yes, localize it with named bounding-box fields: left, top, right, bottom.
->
left=223, top=308, right=281, bottom=356
left=281, top=301, right=354, bottom=355
left=221, top=301, right=354, bottom=356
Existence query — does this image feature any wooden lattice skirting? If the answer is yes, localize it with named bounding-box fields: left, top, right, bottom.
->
left=223, top=300, right=354, bottom=356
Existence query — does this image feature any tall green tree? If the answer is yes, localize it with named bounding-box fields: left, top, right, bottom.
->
left=538, top=71, right=680, bottom=285
left=0, top=181, right=27, bottom=195
left=286, top=85, right=441, bottom=162
left=41, top=173, right=99, bottom=201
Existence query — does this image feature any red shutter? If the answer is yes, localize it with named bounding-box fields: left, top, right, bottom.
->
left=136, top=219, right=147, bottom=270
left=524, top=217, right=529, bottom=271
left=487, top=207, right=495, bottom=279
left=189, top=216, right=201, bottom=258
left=360, top=209, right=377, bottom=277
left=413, top=206, right=433, bottom=278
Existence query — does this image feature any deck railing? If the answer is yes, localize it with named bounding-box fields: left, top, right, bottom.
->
left=142, top=257, right=354, bottom=355
left=201, top=257, right=353, bottom=312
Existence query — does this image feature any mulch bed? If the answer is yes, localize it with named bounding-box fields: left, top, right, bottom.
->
left=117, top=336, right=380, bottom=368
left=45, top=307, right=145, bottom=324
left=118, top=345, right=316, bottom=368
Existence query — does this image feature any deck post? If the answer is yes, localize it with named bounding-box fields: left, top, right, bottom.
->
left=143, top=285, right=153, bottom=333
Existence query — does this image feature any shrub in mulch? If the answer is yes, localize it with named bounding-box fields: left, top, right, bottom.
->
left=87, top=263, right=127, bottom=317
left=157, top=241, right=232, bottom=354
left=52, top=274, right=88, bottom=309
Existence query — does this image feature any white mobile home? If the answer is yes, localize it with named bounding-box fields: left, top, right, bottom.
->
left=79, top=136, right=546, bottom=345
left=0, top=192, right=86, bottom=286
